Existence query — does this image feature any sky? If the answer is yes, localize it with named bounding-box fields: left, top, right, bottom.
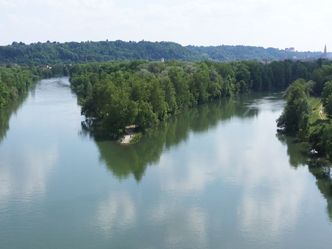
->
left=0, top=0, right=331, bottom=51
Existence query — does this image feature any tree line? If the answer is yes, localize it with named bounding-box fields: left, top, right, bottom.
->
left=0, top=40, right=325, bottom=65
left=70, top=59, right=327, bottom=138
left=0, top=66, right=38, bottom=108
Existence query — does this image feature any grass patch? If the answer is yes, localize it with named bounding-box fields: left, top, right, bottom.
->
left=309, top=97, right=327, bottom=124
left=308, top=97, right=321, bottom=123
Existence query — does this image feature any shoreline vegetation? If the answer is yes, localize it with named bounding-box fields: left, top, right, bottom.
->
left=70, top=59, right=331, bottom=143
left=0, top=65, right=44, bottom=142
left=0, top=64, right=72, bottom=141
left=0, top=64, right=70, bottom=110
left=277, top=69, right=332, bottom=164
left=0, top=66, right=36, bottom=109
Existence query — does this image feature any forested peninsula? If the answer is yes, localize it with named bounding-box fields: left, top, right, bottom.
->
left=70, top=59, right=328, bottom=139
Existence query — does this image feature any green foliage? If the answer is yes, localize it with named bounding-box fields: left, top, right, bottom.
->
left=277, top=62, right=332, bottom=162
left=277, top=79, right=311, bottom=138
left=313, top=65, right=332, bottom=95
left=308, top=80, right=332, bottom=160
left=325, top=95, right=332, bottom=117
left=0, top=40, right=325, bottom=65
left=0, top=41, right=200, bottom=65
left=187, top=45, right=323, bottom=62
left=0, top=66, right=36, bottom=109
left=130, top=133, right=142, bottom=144
left=309, top=121, right=332, bottom=159
left=0, top=66, right=37, bottom=143
left=0, top=91, right=31, bottom=143
left=322, top=81, right=332, bottom=117
left=308, top=98, right=324, bottom=123
left=71, top=60, right=323, bottom=137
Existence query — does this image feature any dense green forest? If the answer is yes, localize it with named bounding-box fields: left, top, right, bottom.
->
left=277, top=62, right=332, bottom=161
left=0, top=40, right=325, bottom=65
left=0, top=66, right=40, bottom=142
left=70, top=59, right=327, bottom=138
left=0, top=66, right=38, bottom=108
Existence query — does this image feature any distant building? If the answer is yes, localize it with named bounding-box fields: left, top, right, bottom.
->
left=161, top=58, right=165, bottom=62
left=324, top=45, right=327, bottom=58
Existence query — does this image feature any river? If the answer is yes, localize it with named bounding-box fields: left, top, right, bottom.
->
left=0, top=77, right=331, bottom=249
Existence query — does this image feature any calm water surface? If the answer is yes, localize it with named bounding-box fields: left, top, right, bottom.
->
left=0, top=78, right=331, bottom=249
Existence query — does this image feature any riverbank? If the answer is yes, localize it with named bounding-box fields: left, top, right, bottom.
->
left=0, top=66, right=36, bottom=109
left=278, top=80, right=332, bottom=164
left=308, top=98, right=332, bottom=163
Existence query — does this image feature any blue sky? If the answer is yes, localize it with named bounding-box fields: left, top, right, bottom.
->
left=1, top=0, right=331, bottom=51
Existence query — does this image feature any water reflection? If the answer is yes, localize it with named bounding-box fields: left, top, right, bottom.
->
left=92, top=95, right=332, bottom=247
left=96, top=191, right=137, bottom=234
left=94, top=98, right=259, bottom=182
left=0, top=90, right=32, bottom=143
left=0, top=78, right=73, bottom=208
left=156, top=105, right=312, bottom=241
left=154, top=206, right=209, bottom=248
left=0, top=146, right=58, bottom=205
left=0, top=84, right=60, bottom=206
left=1, top=78, right=332, bottom=248
left=277, top=135, right=310, bottom=167
left=278, top=134, right=332, bottom=221
left=309, top=165, right=332, bottom=221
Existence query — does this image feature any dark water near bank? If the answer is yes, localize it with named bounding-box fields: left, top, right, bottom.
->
left=0, top=78, right=332, bottom=249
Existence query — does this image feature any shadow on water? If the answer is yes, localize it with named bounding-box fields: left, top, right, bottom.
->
left=276, top=135, right=310, bottom=168
left=83, top=97, right=259, bottom=182
left=309, top=164, right=332, bottom=221
left=277, top=134, right=332, bottom=221
left=87, top=90, right=332, bottom=221
left=0, top=87, right=35, bottom=143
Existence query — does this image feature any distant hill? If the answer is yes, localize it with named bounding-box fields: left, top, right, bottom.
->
left=0, top=40, right=326, bottom=65
left=188, top=45, right=324, bottom=61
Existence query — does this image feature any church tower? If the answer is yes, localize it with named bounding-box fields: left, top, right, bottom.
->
left=324, top=45, right=327, bottom=58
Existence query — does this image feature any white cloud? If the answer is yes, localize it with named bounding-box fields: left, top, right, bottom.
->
left=95, top=192, right=136, bottom=234
left=0, top=146, right=58, bottom=205
left=146, top=97, right=316, bottom=241
left=148, top=201, right=209, bottom=248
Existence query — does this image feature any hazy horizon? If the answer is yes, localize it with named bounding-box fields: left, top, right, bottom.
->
left=1, top=0, right=331, bottom=51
